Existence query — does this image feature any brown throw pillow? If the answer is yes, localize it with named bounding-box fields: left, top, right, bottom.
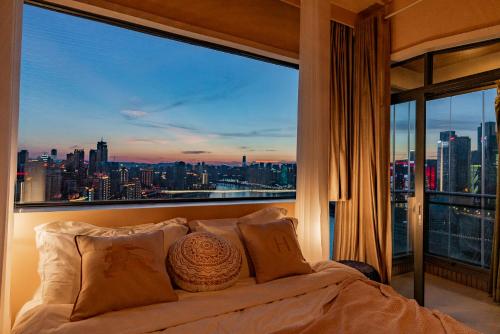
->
left=238, top=219, right=312, bottom=284
left=167, top=232, right=242, bottom=292
left=70, top=230, right=178, bottom=321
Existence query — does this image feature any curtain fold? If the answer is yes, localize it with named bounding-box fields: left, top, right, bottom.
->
left=329, top=22, right=353, bottom=201
left=332, top=8, right=392, bottom=283
left=295, top=0, right=331, bottom=262
left=491, top=80, right=500, bottom=302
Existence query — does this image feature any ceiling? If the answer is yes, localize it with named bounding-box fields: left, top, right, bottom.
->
left=331, top=0, right=383, bottom=13
left=280, top=0, right=382, bottom=13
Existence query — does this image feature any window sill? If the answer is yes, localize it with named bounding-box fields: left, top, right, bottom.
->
left=14, top=197, right=296, bottom=214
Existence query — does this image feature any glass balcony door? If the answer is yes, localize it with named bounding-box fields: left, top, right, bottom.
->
left=390, top=100, right=417, bottom=299
left=425, top=88, right=497, bottom=269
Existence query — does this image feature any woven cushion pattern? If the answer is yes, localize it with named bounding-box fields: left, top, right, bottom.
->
left=167, top=232, right=242, bottom=292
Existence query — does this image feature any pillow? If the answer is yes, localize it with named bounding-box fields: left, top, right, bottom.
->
left=187, top=207, right=288, bottom=231
left=238, top=218, right=312, bottom=284
left=35, top=218, right=187, bottom=304
left=70, top=231, right=178, bottom=321
left=188, top=207, right=289, bottom=278
left=167, top=232, right=242, bottom=292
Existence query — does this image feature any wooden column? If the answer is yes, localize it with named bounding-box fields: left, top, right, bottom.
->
left=295, top=0, right=331, bottom=261
left=0, top=0, right=23, bottom=331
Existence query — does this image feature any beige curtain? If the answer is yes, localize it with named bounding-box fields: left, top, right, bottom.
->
left=491, top=80, right=500, bottom=302
left=295, top=0, right=331, bottom=262
left=332, top=8, right=392, bottom=283
left=329, top=22, right=353, bottom=201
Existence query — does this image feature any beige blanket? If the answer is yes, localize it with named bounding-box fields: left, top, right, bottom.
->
left=12, top=261, right=478, bottom=334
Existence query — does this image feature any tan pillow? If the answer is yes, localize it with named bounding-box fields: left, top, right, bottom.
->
left=238, top=219, right=312, bottom=284
left=167, top=232, right=242, bottom=292
left=34, top=219, right=187, bottom=305
left=70, top=231, right=178, bottom=321
left=188, top=207, right=290, bottom=278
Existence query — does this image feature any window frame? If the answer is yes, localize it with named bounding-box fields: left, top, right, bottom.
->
left=15, top=0, right=299, bottom=210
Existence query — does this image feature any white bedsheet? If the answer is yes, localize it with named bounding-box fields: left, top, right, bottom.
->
left=12, top=261, right=362, bottom=334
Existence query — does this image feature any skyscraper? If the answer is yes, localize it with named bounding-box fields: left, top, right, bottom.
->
left=50, top=149, right=57, bottom=161
left=242, top=155, right=247, bottom=167
left=479, top=122, right=498, bottom=194
left=450, top=136, right=471, bottom=192
left=22, top=161, right=47, bottom=203
left=95, top=174, right=111, bottom=200
left=97, top=139, right=108, bottom=163
left=436, top=131, right=454, bottom=192
left=436, top=130, right=472, bottom=193
left=140, top=169, right=153, bottom=188
left=119, top=167, right=129, bottom=184
left=73, top=149, right=85, bottom=170
left=88, top=149, right=97, bottom=176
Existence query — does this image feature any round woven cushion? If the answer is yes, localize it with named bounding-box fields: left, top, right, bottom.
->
left=167, top=232, right=242, bottom=292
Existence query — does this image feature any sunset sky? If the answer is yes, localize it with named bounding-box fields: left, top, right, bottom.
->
left=19, top=4, right=299, bottom=165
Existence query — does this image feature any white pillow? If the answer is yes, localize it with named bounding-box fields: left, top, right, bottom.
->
left=34, top=218, right=187, bottom=305
left=188, top=207, right=290, bottom=278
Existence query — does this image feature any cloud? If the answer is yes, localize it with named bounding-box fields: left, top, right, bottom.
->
left=214, top=128, right=295, bottom=138
left=153, top=80, right=247, bottom=113
left=120, top=109, right=149, bottom=120
left=128, top=138, right=169, bottom=145
left=182, top=150, right=211, bottom=154
left=265, top=149, right=277, bottom=152
left=130, top=120, right=198, bottom=131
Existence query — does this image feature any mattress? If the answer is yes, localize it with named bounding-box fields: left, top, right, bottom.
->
left=12, top=261, right=478, bottom=334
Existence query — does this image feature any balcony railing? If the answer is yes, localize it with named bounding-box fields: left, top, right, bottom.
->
left=391, top=191, right=495, bottom=269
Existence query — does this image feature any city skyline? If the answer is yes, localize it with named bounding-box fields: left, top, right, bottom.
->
left=19, top=5, right=299, bottom=164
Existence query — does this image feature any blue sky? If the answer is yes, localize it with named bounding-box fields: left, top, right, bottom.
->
left=19, top=4, right=299, bottom=164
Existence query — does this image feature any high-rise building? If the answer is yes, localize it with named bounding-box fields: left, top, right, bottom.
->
left=436, top=131, right=454, bottom=191
left=140, top=169, right=153, bottom=188
left=201, top=171, right=209, bottom=185
left=242, top=155, right=247, bottom=167
left=450, top=136, right=471, bottom=192
left=470, top=164, right=481, bottom=194
left=88, top=149, right=97, bottom=176
left=22, top=161, right=47, bottom=203
left=50, top=149, right=57, bottom=161
left=73, top=149, right=85, bottom=170
left=97, top=139, right=108, bottom=163
left=65, top=152, right=75, bottom=172
left=40, top=153, right=49, bottom=163
left=95, top=175, right=111, bottom=200
left=121, top=178, right=141, bottom=200
left=478, top=122, right=498, bottom=194
left=436, top=131, right=472, bottom=193
left=45, top=167, right=62, bottom=201
left=119, top=167, right=129, bottom=184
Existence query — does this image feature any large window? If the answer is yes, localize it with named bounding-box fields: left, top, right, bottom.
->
left=16, top=4, right=299, bottom=206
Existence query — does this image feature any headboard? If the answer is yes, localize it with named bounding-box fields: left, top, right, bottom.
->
left=10, top=201, right=295, bottom=323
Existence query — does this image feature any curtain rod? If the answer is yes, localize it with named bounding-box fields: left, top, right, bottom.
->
left=385, top=0, right=423, bottom=19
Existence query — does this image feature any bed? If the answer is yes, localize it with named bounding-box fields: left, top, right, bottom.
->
left=12, top=261, right=477, bottom=334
